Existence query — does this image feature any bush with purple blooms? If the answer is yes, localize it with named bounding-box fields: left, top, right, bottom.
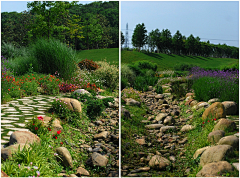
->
left=190, top=67, right=239, bottom=106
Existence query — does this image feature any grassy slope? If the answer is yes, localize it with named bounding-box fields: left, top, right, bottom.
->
left=76, top=48, right=119, bottom=65
left=121, top=50, right=239, bottom=70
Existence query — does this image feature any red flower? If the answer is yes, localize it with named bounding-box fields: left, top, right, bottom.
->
left=37, top=116, right=44, bottom=121
left=48, top=128, right=51, bottom=131
left=55, top=136, right=57, bottom=139
left=57, top=130, right=61, bottom=134
left=202, top=122, right=205, bottom=124
left=60, top=142, right=63, bottom=145
left=35, top=127, right=38, bottom=130
left=33, top=123, right=35, bottom=125
left=214, top=118, right=217, bottom=121
left=208, top=120, right=210, bottom=122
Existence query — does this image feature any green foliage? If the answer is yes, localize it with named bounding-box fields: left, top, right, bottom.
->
left=220, top=63, right=239, bottom=71
left=174, top=64, right=197, bottom=71
left=121, top=77, right=129, bottom=90
left=29, top=38, right=77, bottom=80
left=70, top=92, right=113, bottom=120
left=133, top=75, right=158, bottom=92
left=132, top=23, right=147, bottom=51
left=155, top=85, right=163, bottom=94
left=134, top=60, right=157, bottom=71
left=94, top=61, right=119, bottom=91
left=1, top=42, right=24, bottom=59
left=78, top=59, right=99, bottom=71
left=192, top=77, right=239, bottom=105
left=121, top=64, right=136, bottom=85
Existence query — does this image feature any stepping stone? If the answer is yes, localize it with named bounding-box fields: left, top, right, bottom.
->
left=8, top=101, right=19, bottom=103
left=4, top=111, right=20, bottom=114
left=2, top=136, right=10, bottom=140
left=34, top=111, right=45, bottom=114
left=38, top=101, right=48, bottom=104
left=1, top=117, right=19, bottom=121
left=28, top=105, right=42, bottom=108
left=7, top=115, right=24, bottom=117
left=25, top=117, right=34, bottom=120
left=1, top=124, right=14, bottom=127
left=17, top=98, right=32, bottom=101
left=21, top=111, right=32, bottom=113
left=1, top=140, right=8, bottom=144
left=33, top=99, right=44, bottom=101
left=14, top=105, right=25, bottom=107
left=4, top=108, right=17, bottom=111
left=14, top=123, right=26, bottom=127
left=19, top=107, right=34, bottom=110
left=1, top=120, right=15, bottom=123
left=7, top=128, right=29, bottom=131
left=7, top=131, right=14, bottom=136
left=23, top=114, right=34, bottom=116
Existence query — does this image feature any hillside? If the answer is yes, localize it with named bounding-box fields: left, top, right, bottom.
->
left=121, top=50, right=239, bottom=70
left=76, top=48, right=119, bottom=65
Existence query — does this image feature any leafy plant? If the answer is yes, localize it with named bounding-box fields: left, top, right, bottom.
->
left=78, top=59, right=99, bottom=71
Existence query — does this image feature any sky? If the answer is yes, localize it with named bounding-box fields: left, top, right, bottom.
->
left=121, top=1, right=239, bottom=48
left=1, top=1, right=93, bottom=13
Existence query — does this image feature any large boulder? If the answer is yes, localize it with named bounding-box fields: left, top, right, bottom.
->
left=149, top=155, right=170, bottom=170
left=194, top=102, right=210, bottom=110
left=1, top=143, right=30, bottom=160
left=200, top=145, right=233, bottom=167
left=193, top=146, right=211, bottom=159
left=212, top=118, right=237, bottom=132
left=59, top=98, right=82, bottom=113
left=208, top=130, right=225, bottom=145
left=9, top=131, right=40, bottom=146
left=218, top=135, right=239, bottom=149
left=208, top=98, right=220, bottom=104
left=196, top=161, right=233, bottom=177
left=222, top=101, right=238, bottom=115
left=56, top=147, right=73, bottom=168
left=73, top=89, right=91, bottom=95
left=43, top=116, right=63, bottom=134
left=202, top=102, right=226, bottom=120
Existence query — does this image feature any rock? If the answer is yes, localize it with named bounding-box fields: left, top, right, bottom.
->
left=1, top=170, right=8, bottom=177
left=193, top=146, right=211, bottom=159
left=200, top=145, right=233, bottom=166
left=208, top=130, right=225, bottom=144
left=108, top=171, right=119, bottom=177
left=169, top=156, right=176, bottom=162
left=86, top=152, right=108, bottom=167
left=195, top=102, right=210, bottom=110
left=170, top=110, right=180, bottom=116
left=208, top=98, right=220, bottom=104
left=149, top=155, right=170, bottom=169
left=190, top=100, right=198, bottom=107
left=163, top=116, right=175, bottom=126
left=159, top=99, right=168, bottom=104
left=155, top=113, right=168, bottom=122
left=74, top=89, right=91, bottom=95
left=202, top=102, right=226, bottom=120
left=222, top=101, right=238, bottom=115
left=213, top=118, right=237, bottom=132
left=232, top=163, right=239, bottom=171
left=155, top=94, right=164, bottom=99
left=76, top=167, right=90, bottom=176
left=196, top=161, right=233, bottom=177
left=136, top=138, right=146, bottom=145
left=178, top=137, right=188, bottom=144
left=125, top=98, right=141, bottom=107
left=94, top=131, right=109, bottom=139
left=121, top=108, right=131, bottom=119
left=160, top=126, right=176, bottom=133
left=145, top=124, right=163, bottom=129
left=56, top=147, right=73, bottom=168
left=186, top=93, right=194, bottom=98
left=1, top=143, right=30, bottom=160
left=185, top=99, right=194, bottom=106
left=59, top=98, right=82, bottom=113
left=68, top=174, right=78, bottom=177
left=52, top=119, right=63, bottom=134
left=218, top=135, right=239, bottom=149
left=180, top=124, right=194, bottom=132
left=9, top=131, right=40, bottom=146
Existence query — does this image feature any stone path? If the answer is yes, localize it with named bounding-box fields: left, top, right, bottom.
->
left=1, top=95, right=63, bottom=148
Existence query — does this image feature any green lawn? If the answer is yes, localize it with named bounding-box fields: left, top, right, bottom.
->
left=76, top=48, right=119, bottom=65
left=121, top=50, right=239, bottom=70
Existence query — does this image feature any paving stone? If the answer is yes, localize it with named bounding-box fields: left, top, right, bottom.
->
left=17, top=98, right=32, bottom=101
left=7, top=115, right=24, bottom=117
left=14, top=123, right=26, bottom=127
left=4, top=108, right=17, bottom=111
left=34, top=111, right=46, bottom=114
left=28, top=105, right=42, bottom=108
left=1, top=140, right=9, bottom=143
left=1, top=120, right=15, bottom=123
left=7, top=128, right=29, bottom=131
left=21, top=111, right=32, bottom=113
left=2, top=136, right=10, bottom=140
left=1, top=117, right=19, bottom=120
left=1, top=124, right=14, bottom=127
left=23, top=114, right=34, bottom=116
left=4, top=111, right=20, bottom=114
left=7, top=131, right=14, bottom=136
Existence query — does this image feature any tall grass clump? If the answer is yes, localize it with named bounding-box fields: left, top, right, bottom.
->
left=29, top=38, right=77, bottom=80
left=191, top=67, right=239, bottom=105
left=121, top=64, right=136, bottom=86
left=94, top=60, right=119, bottom=91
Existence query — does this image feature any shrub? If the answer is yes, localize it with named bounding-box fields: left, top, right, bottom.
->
left=29, top=38, right=77, bottom=80
left=133, top=75, right=158, bottom=92
left=1, top=42, right=20, bottom=59
left=135, top=60, right=157, bottom=71
left=78, top=59, right=99, bottom=71
left=128, top=64, right=144, bottom=76
left=121, top=64, right=136, bottom=85
left=94, top=61, right=118, bottom=91
left=220, top=63, right=239, bottom=71
left=121, top=77, right=129, bottom=90
left=155, top=85, right=163, bottom=94
left=70, top=92, right=105, bottom=120
left=174, top=64, right=197, bottom=71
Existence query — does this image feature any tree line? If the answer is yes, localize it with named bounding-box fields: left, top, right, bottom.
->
left=1, top=1, right=119, bottom=50
left=121, top=23, right=239, bottom=59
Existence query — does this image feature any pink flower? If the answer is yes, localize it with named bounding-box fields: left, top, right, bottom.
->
left=37, top=116, right=43, bottom=121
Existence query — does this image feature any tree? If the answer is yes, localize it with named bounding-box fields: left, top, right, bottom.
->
left=121, top=31, right=125, bottom=48
left=148, top=29, right=161, bottom=53
left=185, top=34, right=196, bottom=55
left=172, top=30, right=183, bottom=55
left=132, top=23, right=147, bottom=52
left=27, top=1, right=76, bottom=41
left=161, top=29, right=172, bottom=54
